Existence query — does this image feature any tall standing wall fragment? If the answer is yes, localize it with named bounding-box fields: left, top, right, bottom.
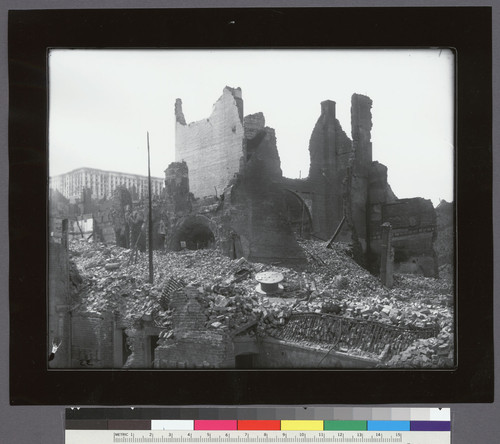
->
left=349, top=94, right=373, bottom=253
left=308, top=100, right=352, bottom=240
left=175, top=87, right=245, bottom=199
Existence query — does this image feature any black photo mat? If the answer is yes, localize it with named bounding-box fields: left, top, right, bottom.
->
left=9, top=7, right=492, bottom=404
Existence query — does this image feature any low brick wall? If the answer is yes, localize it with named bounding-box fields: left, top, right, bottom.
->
left=155, top=287, right=234, bottom=368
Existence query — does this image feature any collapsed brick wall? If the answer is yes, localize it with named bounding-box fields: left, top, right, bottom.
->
left=155, top=287, right=233, bottom=368
left=175, top=87, right=245, bottom=199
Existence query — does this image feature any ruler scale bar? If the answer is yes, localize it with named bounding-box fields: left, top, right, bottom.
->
left=66, top=430, right=450, bottom=444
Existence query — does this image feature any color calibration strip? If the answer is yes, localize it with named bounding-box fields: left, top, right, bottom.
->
left=66, top=410, right=450, bottom=432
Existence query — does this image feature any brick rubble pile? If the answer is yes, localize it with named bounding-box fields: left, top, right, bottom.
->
left=69, top=238, right=454, bottom=367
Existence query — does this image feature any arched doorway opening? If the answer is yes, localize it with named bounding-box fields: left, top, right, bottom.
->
left=170, top=216, right=216, bottom=251
left=283, top=189, right=313, bottom=239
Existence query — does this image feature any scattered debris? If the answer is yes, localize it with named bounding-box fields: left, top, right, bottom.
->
left=68, top=236, right=454, bottom=368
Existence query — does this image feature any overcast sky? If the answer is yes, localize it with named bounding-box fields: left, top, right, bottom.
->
left=49, top=49, right=454, bottom=206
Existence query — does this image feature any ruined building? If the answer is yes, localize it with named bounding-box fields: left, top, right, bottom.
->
left=164, top=86, right=437, bottom=277
left=48, top=87, right=442, bottom=370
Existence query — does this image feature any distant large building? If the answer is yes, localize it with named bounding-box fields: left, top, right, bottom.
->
left=49, top=167, right=164, bottom=201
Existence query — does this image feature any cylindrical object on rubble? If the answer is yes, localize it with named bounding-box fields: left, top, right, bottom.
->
left=255, top=271, right=284, bottom=294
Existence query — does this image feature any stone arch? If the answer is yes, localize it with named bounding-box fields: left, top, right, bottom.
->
left=168, top=215, right=217, bottom=251
left=283, top=189, right=313, bottom=239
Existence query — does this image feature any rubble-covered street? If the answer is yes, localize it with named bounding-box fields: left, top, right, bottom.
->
left=69, top=238, right=454, bottom=368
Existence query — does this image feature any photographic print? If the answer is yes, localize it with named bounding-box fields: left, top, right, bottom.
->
left=9, top=6, right=492, bottom=405
left=48, top=49, right=455, bottom=370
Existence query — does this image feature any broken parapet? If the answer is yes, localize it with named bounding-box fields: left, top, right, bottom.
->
left=175, top=87, right=245, bottom=199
